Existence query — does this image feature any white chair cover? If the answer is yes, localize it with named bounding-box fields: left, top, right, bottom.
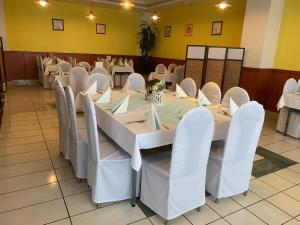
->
left=206, top=101, right=265, bottom=199
left=82, top=94, right=133, bottom=204
left=155, top=64, right=167, bottom=74
left=297, top=79, right=300, bottom=92
left=171, top=66, right=185, bottom=91
left=69, top=67, right=89, bottom=98
left=58, top=61, right=72, bottom=73
left=141, top=107, right=214, bottom=220
left=128, top=59, right=134, bottom=68
left=123, top=73, right=145, bottom=91
left=54, top=80, right=70, bottom=159
left=91, top=67, right=108, bottom=75
left=276, top=78, right=300, bottom=137
left=37, top=56, right=44, bottom=85
left=180, top=78, right=197, bottom=98
left=222, top=87, right=250, bottom=107
left=78, top=61, right=91, bottom=72
left=103, top=59, right=111, bottom=74
left=168, top=63, right=177, bottom=73
left=201, top=82, right=222, bottom=104
left=84, top=73, right=110, bottom=91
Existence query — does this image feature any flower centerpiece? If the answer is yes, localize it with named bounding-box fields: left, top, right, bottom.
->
left=146, top=79, right=166, bottom=104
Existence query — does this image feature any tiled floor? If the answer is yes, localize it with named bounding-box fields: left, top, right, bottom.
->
left=0, top=85, right=300, bottom=225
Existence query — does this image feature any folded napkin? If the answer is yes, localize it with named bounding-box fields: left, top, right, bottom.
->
left=230, top=98, right=239, bottom=116
left=112, top=95, right=129, bottom=114
left=176, top=84, right=188, bottom=98
left=125, top=62, right=130, bottom=67
left=197, top=90, right=211, bottom=106
left=95, top=62, right=103, bottom=68
left=84, top=81, right=97, bottom=96
left=58, top=66, right=64, bottom=77
left=96, top=87, right=111, bottom=104
left=146, top=104, right=161, bottom=130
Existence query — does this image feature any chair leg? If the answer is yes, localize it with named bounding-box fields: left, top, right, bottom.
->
left=164, top=219, right=168, bottom=225
left=78, top=178, right=82, bottom=183
left=215, top=198, right=219, bottom=204
left=197, top=206, right=202, bottom=212
left=244, top=191, right=248, bottom=196
left=96, top=203, right=101, bottom=209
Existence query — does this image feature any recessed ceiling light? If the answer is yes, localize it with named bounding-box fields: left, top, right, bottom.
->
left=36, top=0, right=50, bottom=7
left=151, top=12, right=160, bottom=21
left=120, top=1, right=135, bottom=9
left=215, top=1, right=232, bottom=10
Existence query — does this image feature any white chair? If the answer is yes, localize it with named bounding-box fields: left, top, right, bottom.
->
left=168, top=63, right=177, bottom=73
left=84, top=73, right=110, bottom=91
left=297, top=79, right=300, bottom=92
left=36, top=56, right=44, bottom=85
left=155, top=64, right=167, bottom=74
left=78, top=61, right=91, bottom=72
left=201, top=82, right=222, bottom=104
left=180, top=78, right=197, bottom=98
left=276, top=78, right=300, bottom=137
left=58, top=61, right=72, bottom=73
left=222, top=87, right=250, bottom=107
left=82, top=94, right=132, bottom=205
left=206, top=101, right=264, bottom=201
left=171, top=66, right=185, bottom=91
left=103, top=59, right=111, bottom=75
left=91, top=67, right=108, bottom=75
left=69, top=67, right=89, bottom=98
left=141, top=107, right=214, bottom=221
left=123, top=73, right=145, bottom=91
left=54, top=80, right=70, bottom=160
left=128, top=59, right=134, bottom=68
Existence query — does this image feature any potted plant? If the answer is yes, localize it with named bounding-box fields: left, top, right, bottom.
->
left=137, top=21, right=159, bottom=74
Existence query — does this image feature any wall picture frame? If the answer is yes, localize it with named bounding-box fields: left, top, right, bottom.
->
left=52, top=19, right=64, bottom=31
left=96, top=23, right=106, bottom=34
left=164, top=26, right=171, bottom=37
left=212, top=21, right=223, bottom=35
left=185, top=24, right=193, bottom=36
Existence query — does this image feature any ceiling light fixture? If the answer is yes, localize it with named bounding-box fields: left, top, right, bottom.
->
left=151, top=0, right=160, bottom=21
left=86, top=0, right=97, bottom=20
left=215, top=1, right=232, bottom=10
left=36, top=0, right=50, bottom=7
left=120, top=1, right=135, bottom=9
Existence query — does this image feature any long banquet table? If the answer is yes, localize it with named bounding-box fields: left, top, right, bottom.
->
left=94, top=90, right=231, bottom=205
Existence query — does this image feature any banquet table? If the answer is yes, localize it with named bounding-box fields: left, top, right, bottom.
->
left=277, top=93, right=300, bottom=135
left=93, top=90, right=231, bottom=205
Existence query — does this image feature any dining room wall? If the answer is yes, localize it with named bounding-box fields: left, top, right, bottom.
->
left=3, top=0, right=140, bottom=56
left=151, top=0, right=247, bottom=60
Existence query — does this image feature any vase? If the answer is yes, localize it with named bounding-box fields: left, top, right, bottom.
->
left=149, top=91, right=164, bottom=104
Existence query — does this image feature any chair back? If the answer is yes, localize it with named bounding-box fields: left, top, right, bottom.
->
left=155, top=64, right=167, bottom=74
left=54, top=80, right=70, bottom=158
left=128, top=59, right=134, bottom=68
left=168, top=63, right=177, bottom=73
left=126, top=73, right=145, bottom=91
left=78, top=61, right=91, bottom=72
left=58, top=61, right=72, bottom=73
left=283, top=78, right=297, bottom=93
left=180, top=78, right=197, bottom=98
left=222, top=87, right=250, bottom=107
left=91, top=67, right=108, bottom=75
left=103, top=59, right=110, bottom=74
left=85, top=73, right=110, bottom=91
left=221, top=102, right=264, bottom=191
left=171, top=66, right=184, bottom=91
left=201, top=82, right=222, bottom=104
left=169, top=107, right=214, bottom=205
left=82, top=94, right=101, bottom=164
left=69, top=67, right=89, bottom=97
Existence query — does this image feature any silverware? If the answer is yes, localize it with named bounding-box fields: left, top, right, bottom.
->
left=125, top=120, right=146, bottom=124
left=162, top=124, right=170, bottom=130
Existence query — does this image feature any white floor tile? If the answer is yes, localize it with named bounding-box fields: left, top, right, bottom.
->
left=267, top=193, right=300, bottom=217
left=60, top=178, right=90, bottom=196
left=231, top=191, right=262, bottom=207
left=263, top=142, right=298, bottom=154
left=0, top=142, right=47, bottom=156
left=130, top=218, right=153, bottom=225
left=48, top=218, right=72, bottom=225
left=149, top=215, right=191, bottom=225
left=275, top=168, right=300, bottom=184
left=184, top=205, right=220, bottom=225
left=284, top=185, right=300, bottom=201
left=56, top=166, right=75, bottom=181
left=249, top=179, right=280, bottom=198
left=259, top=173, right=294, bottom=191
left=208, top=219, right=230, bottom=225
left=281, top=149, right=300, bottom=163
left=206, top=196, right=242, bottom=217
left=224, top=209, right=265, bottom=225
left=0, top=151, right=49, bottom=167
left=288, top=163, right=300, bottom=174
left=285, top=219, right=300, bottom=225
left=65, top=191, right=96, bottom=216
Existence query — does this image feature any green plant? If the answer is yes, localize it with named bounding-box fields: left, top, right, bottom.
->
left=137, top=21, right=159, bottom=74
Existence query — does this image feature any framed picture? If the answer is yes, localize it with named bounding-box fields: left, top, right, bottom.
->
left=185, top=24, right=193, bottom=36
left=96, top=23, right=106, bottom=34
left=212, top=21, right=223, bottom=35
left=164, top=26, right=171, bottom=37
left=52, top=19, right=64, bottom=31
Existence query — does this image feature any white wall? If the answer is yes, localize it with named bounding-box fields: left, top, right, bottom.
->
left=0, top=0, right=7, bottom=50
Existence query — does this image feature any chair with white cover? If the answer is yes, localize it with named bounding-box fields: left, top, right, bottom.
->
left=168, top=63, right=177, bottom=73
left=123, top=73, right=145, bottom=91
left=84, top=73, right=110, bottom=91
left=78, top=61, right=91, bottom=72
left=58, top=61, right=72, bottom=73
left=103, top=59, right=111, bottom=74
left=37, top=56, right=44, bottom=85
left=141, top=107, right=214, bottom=221
left=222, top=87, right=250, bottom=107
left=82, top=94, right=132, bottom=205
left=276, top=78, right=300, bottom=137
left=54, top=80, right=70, bottom=159
left=201, top=82, right=222, bottom=104
left=155, top=64, right=167, bottom=74
left=170, top=66, right=185, bottom=91
left=128, top=59, right=134, bottom=68
left=69, top=67, right=89, bottom=98
left=180, top=78, right=197, bottom=98
left=91, top=67, right=108, bottom=75
left=206, top=101, right=264, bottom=201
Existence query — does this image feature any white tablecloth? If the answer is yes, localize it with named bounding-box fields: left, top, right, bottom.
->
left=94, top=91, right=231, bottom=171
left=277, top=93, right=300, bottom=111
left=111, top=66, right=134, bottom=75
left=44, top=64, right=58, bottom=74
left=148, top=72, right=171, bottom=82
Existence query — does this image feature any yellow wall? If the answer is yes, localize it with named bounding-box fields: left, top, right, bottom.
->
left=274, top=0, right=300, bottom=71
left=152, top=0, right=247, bottom=60
left=4, top=0, right=139, bottom=55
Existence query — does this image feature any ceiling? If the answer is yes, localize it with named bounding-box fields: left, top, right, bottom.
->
left=55, top=0, right=202, bottom=10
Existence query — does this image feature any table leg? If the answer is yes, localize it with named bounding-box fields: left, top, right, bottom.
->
left=284, top=108, right=292, bottom=136
left=131, top=168, right=137, bottom=207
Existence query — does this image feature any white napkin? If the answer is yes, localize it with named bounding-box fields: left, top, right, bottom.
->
left=125, top=62, right=130, bottom=67
left=197, top=90, right=211, bottom=106
left=84, top=81, right=97, bottom=96
left=58, top=66, right=64, bottom=77
left=112, top=95, right=129, bottom=114
left=96, top=87, right=111, bottom=104
left=146, top=104, right=161, bottom=130
left=176, top=84, right=188, bottom=98
left=230, top=98, right=239, bottom=116
left=95, top=62, right=103, bottom=68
